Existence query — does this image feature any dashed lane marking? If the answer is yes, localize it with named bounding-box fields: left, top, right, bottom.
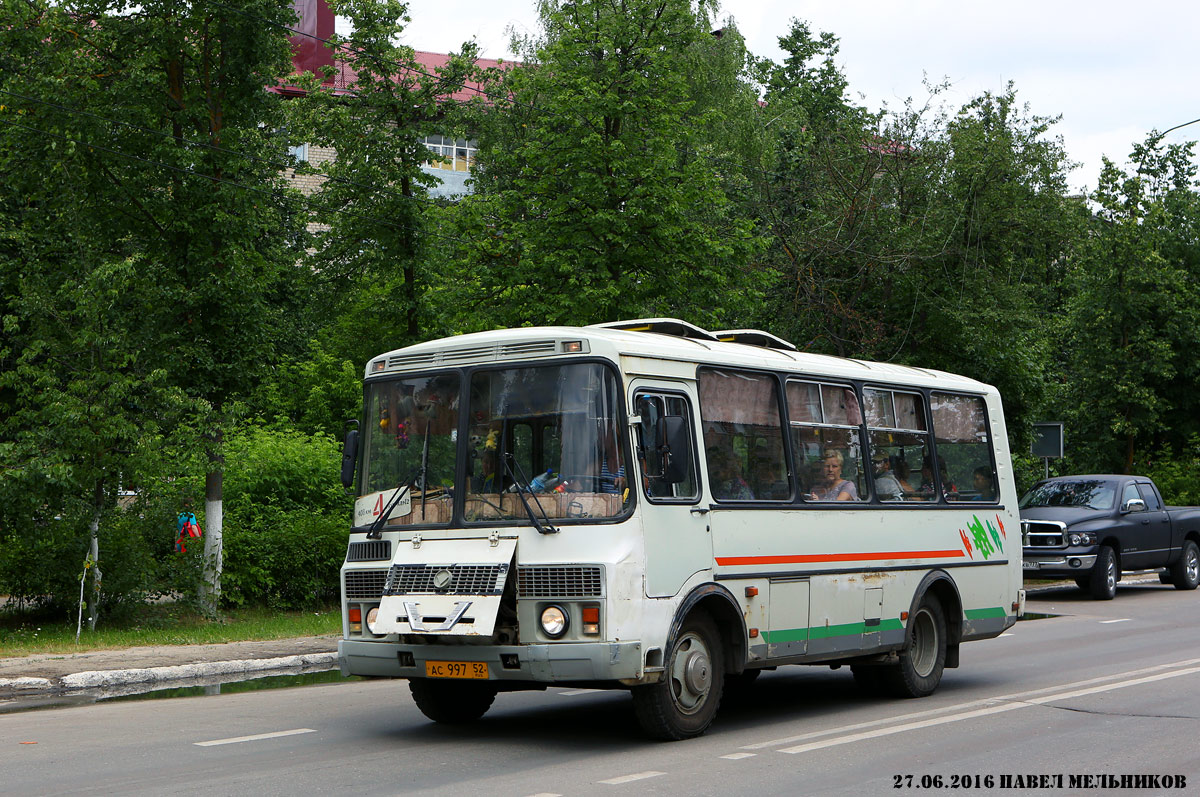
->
left=599, top=771, right=666, bottom=785
left=721, top=752, right=756, bottom=760
left=195, top=728, right=317, bottom=747
left=1100, top=618, right=1131, bottom=624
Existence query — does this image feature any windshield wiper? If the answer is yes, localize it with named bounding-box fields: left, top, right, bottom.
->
left=502, top=453, right=558, bottom=535
left=364, top=466, right=421, bottom=540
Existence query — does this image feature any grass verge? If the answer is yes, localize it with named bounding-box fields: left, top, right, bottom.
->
left=0, top=603, right=341, bottom=657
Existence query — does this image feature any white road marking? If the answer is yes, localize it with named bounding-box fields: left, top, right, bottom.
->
left=195, top=728, right=317, bottom=747
left=741, top=656, right=1200, bottom=751
left=777, top=664, right=1200, bottom=755
left=721, top=752, right=756, bottom=760
left=525, top=793, right=563, bottom=797
left=558, top=689, right=601, bottom=696
left=997, top=632, right=1014, bottom=637
left=1100, top=618, right=1131, bottom=624
left=599, top=771, right=666, bottom=785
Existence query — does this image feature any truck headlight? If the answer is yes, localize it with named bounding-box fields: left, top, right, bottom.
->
left=540, top=605, right=568, bottom=638
left=365, top=606, right=381, bottom=634
left=1069, top=532, right=1097, bottom=546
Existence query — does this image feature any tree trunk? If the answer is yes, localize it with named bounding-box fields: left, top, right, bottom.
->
left=86, top=497, right=102, bottom=632
left=200, top=430, right=225, bottom=616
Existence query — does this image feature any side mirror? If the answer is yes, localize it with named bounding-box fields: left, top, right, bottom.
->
left=658, top=415, right=692, bottom=484
left=1122, top=497, right=1146, bottom=514
left=341, top=428, right=359, bottom=489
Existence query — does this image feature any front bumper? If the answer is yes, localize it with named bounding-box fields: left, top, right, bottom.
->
left=339, top=638, right=646, bottom=683
left=1022, top=551, right=1098, bottom=576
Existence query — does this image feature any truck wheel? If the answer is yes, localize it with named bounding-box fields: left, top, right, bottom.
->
left=882, top=595, right=947, bottom=698
left=1089, top=545, right=1118, bottom=600
left=1170, top=540, right=1200, bottom=591
left=409, top=678, right=497, bottom=724
left=632, top=611, right=724, bottom=740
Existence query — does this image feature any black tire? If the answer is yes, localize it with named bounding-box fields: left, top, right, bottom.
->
left=1170, top=540, right=1200, bottom=591
left=632, top=612, right=725, bottom=740
left=851, top=665, right=886, bottom=695
left=881, top=595, right=947, bottom=698
left=1089, top=545, right=1118, bottom=600
left=409, top=678, right=497, bottom=724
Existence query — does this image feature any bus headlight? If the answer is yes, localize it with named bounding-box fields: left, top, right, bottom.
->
left=540, top=605, right=569, bottom=638
left=365, top=606, right=381, bottom=635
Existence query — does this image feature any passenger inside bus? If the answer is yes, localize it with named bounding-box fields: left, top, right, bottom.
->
left=809, top=450, right=860, bottom=501
left=971, top=467, right=996, bottom=501
left=708, top=446, right=753, bottom=500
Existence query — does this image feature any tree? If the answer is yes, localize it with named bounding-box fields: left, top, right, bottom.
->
left=0, top=0, right=308, bottom=617
left=454, top=0, right=764, bottom=329
left=1057, top=135, right=1200, bottom=473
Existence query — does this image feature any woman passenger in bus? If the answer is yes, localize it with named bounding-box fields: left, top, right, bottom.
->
left=809, top=450, right=859, bottom=502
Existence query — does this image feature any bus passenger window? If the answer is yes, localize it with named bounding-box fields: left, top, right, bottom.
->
left=787, top=381, right=865, bottom=502
left=931, top=393, right=997, bottom=503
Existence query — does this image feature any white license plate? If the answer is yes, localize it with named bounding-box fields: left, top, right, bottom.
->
left=1022, top=561, right=1039, bottom=570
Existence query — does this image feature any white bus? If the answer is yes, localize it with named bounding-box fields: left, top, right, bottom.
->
left=338, top=319, right=1025, bottom=739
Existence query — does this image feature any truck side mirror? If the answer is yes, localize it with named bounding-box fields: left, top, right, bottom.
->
left=341, top=428, right=359, bottom=489
left=1121, top=497, right=1146, bottom=514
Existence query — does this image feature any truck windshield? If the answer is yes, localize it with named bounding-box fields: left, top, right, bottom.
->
left=358, top=362, right=628, bottom=528
left=1019, top=480, right=1115, bottom=510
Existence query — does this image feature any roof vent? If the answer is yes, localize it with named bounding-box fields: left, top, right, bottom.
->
left=590, top=318, right=720, bottom=342
left=711, top=329, right=797, bottom=351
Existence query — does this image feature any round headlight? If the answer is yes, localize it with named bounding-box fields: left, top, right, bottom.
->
left=365, top=606, right=380, bottom=634
left=540, top=605, right=568, bottom=638
left=1069, top=533, right=1082, bottom=546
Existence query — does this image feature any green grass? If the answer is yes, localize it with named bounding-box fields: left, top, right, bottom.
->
left=0, top=603, right=341, bottom=657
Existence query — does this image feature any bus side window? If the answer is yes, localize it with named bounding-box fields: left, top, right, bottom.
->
left=930, top=393, right=996, bottom=503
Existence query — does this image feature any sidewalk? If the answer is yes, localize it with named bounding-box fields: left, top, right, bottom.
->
left=0, top=636, right=339, bottom=699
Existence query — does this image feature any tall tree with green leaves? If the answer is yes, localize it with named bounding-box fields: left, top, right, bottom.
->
left=1057, top=135, right=1200, bottom=473
left=289, top=0, right=475, bottom=365
left=455, top=0, right=763, bottom=329
left=0, top=0, right=308, bottom=617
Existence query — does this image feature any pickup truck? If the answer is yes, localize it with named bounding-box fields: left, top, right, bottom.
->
left=1020, top=475, right=1200, bottom=600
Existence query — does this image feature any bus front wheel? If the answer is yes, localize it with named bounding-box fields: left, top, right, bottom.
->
left=882, top=595, right=947, bottom=699
left=409, top=678, right=497, bottom=724
left=632, top=611, right=725, bottom=740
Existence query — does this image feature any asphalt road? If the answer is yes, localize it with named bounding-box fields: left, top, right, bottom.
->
left=3, top=582, right=1199, bottom=796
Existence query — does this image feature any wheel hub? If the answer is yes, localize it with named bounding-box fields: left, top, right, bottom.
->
left=683, top=650, right=711, bottom=694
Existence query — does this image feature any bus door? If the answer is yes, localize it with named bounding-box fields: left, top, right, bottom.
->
left=631, top=383, right=708, bottom=598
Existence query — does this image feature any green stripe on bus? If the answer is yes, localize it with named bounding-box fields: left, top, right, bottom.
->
left=763, top=618, right=904, bottom=644
left=963, top=607, right=1007, bottom=620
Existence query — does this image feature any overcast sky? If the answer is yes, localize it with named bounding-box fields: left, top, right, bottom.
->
left=374, top=0, right=1200, bottom=194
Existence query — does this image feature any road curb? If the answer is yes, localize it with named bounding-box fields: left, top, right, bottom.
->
left=0, top=652, right=338, bottom=697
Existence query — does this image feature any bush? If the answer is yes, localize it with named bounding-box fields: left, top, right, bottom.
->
left=220, top=507, right=347, bottom=609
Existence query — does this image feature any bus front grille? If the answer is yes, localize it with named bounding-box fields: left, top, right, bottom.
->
left=344, top=568, right=390, bottom=601
left=517, top=566, right=605, bottom=598
left=346, top=540, right=393, bottom=562
left=383, top=563, right=509, bottom=596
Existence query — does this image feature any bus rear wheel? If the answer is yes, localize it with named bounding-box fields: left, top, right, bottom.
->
left=632, top=611, right=724, bottom=740
left=409, top=678, right=497, bottom=724
left=882, top=595, right=947, bottom=699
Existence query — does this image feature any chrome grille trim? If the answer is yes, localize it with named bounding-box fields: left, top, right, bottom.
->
left=344, top=568, right=389, bottom=601
left=1022, top=519, right=1067, bottom=548
left=346, top=540, right=392, bottom=562
left=382, top=563, right=510, bottom=596
left=517, top=565, right=605, bottom=598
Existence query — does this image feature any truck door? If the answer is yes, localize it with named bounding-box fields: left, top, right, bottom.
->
left=1135, top=481, right=1172, bottom=567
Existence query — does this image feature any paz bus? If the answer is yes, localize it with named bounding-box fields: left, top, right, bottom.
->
left=337, top=319, right=1024, bottom=740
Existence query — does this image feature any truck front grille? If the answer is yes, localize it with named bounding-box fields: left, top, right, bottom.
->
left=346, top=540, right=392, bottom=562
left=1022, top=520, right=1066, bottom=548
left=517, top=566, right=605, bottom=598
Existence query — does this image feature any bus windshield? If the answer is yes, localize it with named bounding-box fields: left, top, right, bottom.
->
left=359, top=362, right=628, bottom=528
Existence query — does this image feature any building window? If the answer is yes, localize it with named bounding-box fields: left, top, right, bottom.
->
left=288, top=143, right=309, bottom=163
left=422, top=134, right=476, bottom=172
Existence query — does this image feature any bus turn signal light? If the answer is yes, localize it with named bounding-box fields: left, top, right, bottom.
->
left=582, top=606, right=600, bottom=635
left=349, top=606, right=362, bottom=633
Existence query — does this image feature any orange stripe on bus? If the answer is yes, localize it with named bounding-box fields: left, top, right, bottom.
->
left=714, top=550, right=966, bottom=566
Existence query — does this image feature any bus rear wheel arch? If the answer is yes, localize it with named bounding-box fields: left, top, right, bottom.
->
left=881, top=593, right=947, bottom=698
